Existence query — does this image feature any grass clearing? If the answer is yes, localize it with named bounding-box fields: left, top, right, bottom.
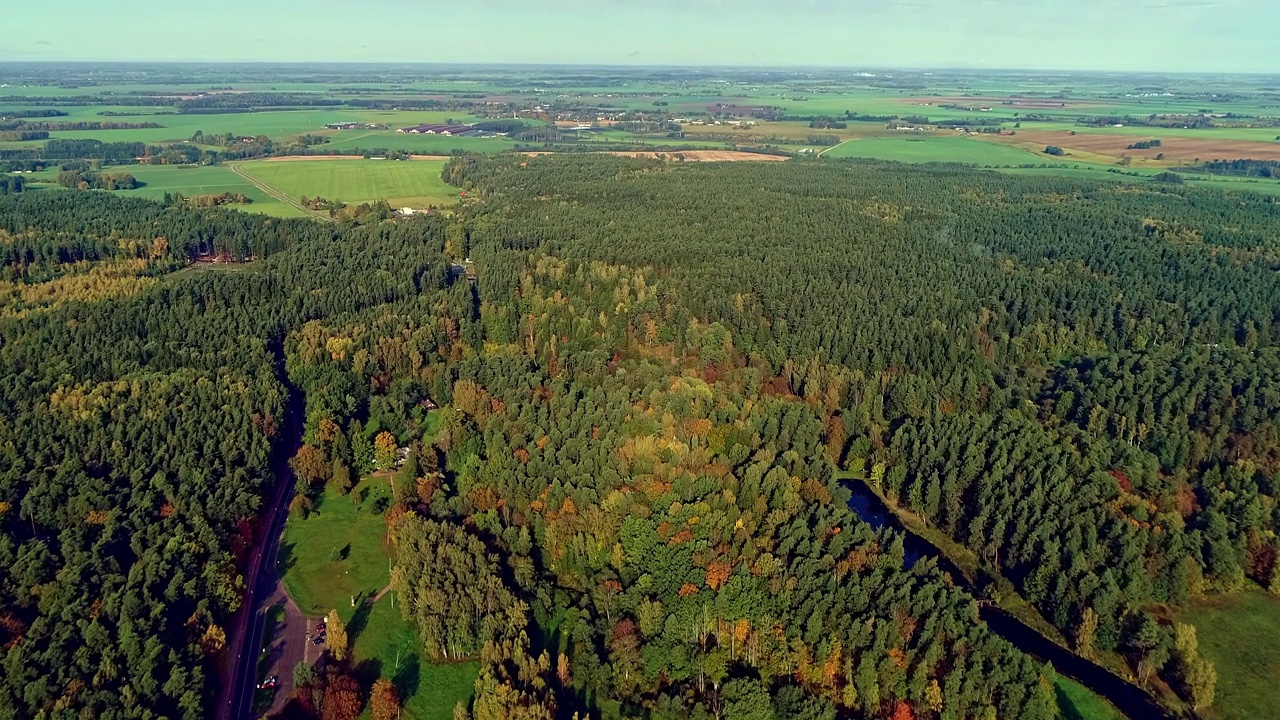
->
left=279, top=479, right=395, bottom=619
left=236, top=157, right=457, bottom=207
left=1174, top=590, right=1280, bottom=720
left=351, top=597, right=479, bottom=720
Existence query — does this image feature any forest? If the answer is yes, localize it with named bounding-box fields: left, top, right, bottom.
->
left=0, top=153, right=1277, bottom=719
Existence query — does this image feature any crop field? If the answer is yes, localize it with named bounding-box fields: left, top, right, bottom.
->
left=116, top=165, right=305, bottom=216
left=996, top=130, right=1280, bottom=164
left=823, top=134, right=1045, bottom=165
left=1175, top=591, right=1280, bottom=720
left=235, top=157, right=457, bottom=207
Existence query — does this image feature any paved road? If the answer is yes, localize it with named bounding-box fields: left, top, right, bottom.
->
left=261, top=583, right=311, bottom=716
left=215, top=348, right=304, bottom=720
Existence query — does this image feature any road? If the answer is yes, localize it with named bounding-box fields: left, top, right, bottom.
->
left=215, top=347, right=304, bottom=720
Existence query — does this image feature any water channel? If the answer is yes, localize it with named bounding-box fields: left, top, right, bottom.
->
left=843, top=482, right=1173, bottom=720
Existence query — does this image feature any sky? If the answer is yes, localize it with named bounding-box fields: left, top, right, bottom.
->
left=5, top=0, right=1278, bottom=73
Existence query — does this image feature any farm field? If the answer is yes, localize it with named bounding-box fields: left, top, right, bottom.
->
left=1174, top=591, right=1280, bottom=720
left=823, top=134, right=1045, bottom=165
left=993, top=165, right=1280, bottom=196
left=116, top=164, right=305, bottom=216
left=235, top=157, right=457, bottom=208
left=0, top=107, right=486, bottom=147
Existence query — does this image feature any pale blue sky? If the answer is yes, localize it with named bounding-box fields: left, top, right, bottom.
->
left=6, top=0, right=1277, bottom=72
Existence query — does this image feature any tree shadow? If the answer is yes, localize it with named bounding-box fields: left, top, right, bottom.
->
left=393, top=651, right=421, bottom=700
left=277, top=541, right=297, bottom=574
left=1055, top=684, right=1086, bottom=720
left=353, top=657, right=384, bottom=689
left=346, top=596, right=373, bottom=643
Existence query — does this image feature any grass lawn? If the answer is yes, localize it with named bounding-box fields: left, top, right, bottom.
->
left=823, top=134, right=1044, bottom=165
left=351, top=596, right=479, bottom=720
left=280, top=479, right=396, bottom=619
left=1054, top=677, right=1124, bottom=720
left=1175, top=590, right=1280, bottom=720
left=236, top=157, right=458, bottom=208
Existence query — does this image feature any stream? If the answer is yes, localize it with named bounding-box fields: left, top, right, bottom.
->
left=844, top=482, right=1173, bottom=720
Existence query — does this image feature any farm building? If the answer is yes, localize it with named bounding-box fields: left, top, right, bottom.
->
left=397, top=123, right=475, bottom=136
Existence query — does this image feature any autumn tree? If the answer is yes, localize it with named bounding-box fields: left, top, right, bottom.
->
left=326, top=610, right=349, bottom=662
left=321, top=668, right=362, bottom=720
left=370, top=678, right=401, bottom=720
left=292, top=444, right=331, bottom=485
left=375, top=431, right=399, bottom=472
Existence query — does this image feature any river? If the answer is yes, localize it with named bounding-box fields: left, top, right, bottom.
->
left=844, top=482, right=1173, bottom=720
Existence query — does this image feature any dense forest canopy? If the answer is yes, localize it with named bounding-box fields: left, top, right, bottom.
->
left=0, top=154, right=1277, bottom=719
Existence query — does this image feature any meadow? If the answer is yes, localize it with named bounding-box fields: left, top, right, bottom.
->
left=1174, top=590, right=1280, bottom=720
left=823, top=134, right=1045, bottom=165
left=235, top=157, right=457, bottom=208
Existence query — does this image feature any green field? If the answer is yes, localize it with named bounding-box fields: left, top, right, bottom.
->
left=823, top=134, right=1046, bottom=165
left=351, top=597, right=479, bottom=720
left=279, top=479, right=395, bottom=618
left=235, top=158, right=458, bottom=208
left=116, top=164, right=305, bottom=217
left=1175, top=590, right=1280, bottom=720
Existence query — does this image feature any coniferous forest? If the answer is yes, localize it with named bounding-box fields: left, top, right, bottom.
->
left=1, top=154, right=1278, bottom=719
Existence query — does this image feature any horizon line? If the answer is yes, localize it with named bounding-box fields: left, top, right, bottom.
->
left=1, top=60, right=1278, bottom=78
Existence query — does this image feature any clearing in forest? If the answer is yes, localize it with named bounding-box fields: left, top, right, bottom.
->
left=235, top=157, right=458, bottom=208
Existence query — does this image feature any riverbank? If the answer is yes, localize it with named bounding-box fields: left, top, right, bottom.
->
left=838, top=472, right=1174, bottom=720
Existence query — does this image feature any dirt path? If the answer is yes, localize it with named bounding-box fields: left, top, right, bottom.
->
left=227, top=163, right=332, bottom=222
left=818, top=140, right=852, bottom=157
left=368, top=583, right=394, bottom=605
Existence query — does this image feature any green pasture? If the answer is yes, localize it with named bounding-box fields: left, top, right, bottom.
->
left=1174, top=590, right=1280, bottom=720
left=823, top=134, right=1044, bottom=164
left=235, top=157, right=457, bottom=207
left=111, top=164, right=303, bottom=216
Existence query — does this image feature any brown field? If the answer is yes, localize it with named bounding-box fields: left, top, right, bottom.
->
left=520, top=150, right=787, bottom=162
left=996, top=131, right=1280, bottom=162
left=263, top=155, right=450, bottom=162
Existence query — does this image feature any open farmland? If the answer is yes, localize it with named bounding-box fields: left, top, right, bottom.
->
left=823, top=134, right=1046, bottom=164
left=116, top=165, right=305, bottom=216
left=996, top=130, right=1280, bottom=164
left=234, top=157, right=457, bottom=207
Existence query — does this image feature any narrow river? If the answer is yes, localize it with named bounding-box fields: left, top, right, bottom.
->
left=844, top=482, right=1172, bottom=720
